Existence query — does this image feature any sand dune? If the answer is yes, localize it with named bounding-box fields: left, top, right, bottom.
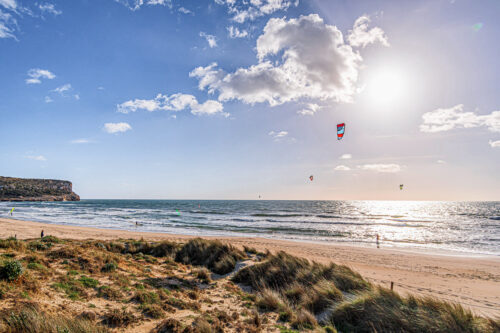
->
left=1, top=217, right=499, bottom=317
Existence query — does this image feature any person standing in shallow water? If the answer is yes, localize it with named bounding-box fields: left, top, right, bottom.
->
left=376, top=234, right=380, bottom=248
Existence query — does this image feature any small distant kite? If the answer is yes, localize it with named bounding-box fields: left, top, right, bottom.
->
left=472, top=23, right=483, bottom=32
left=400, top=184, right=404, bottom=190
left=9, top=208, right=14, bottom=216
left=337, top=123, right=345, bottom=140
left=309, top=175, right=314, bottom=181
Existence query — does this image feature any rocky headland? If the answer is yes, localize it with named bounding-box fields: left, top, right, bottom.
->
left=0, top=176, right=80, bottom=202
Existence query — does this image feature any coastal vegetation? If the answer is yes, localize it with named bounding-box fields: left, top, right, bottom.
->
left=0, top=176, right=80, bottom=202
left=0, top=236, right=497, bottom=332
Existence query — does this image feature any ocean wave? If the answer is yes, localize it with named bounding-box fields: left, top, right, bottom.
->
left=252, top=213, right=309, bottom=217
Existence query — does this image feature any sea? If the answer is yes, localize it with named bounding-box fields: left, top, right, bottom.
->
left=1, top=200, right=499, bottom=256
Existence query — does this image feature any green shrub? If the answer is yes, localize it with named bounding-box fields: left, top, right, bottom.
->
left=0, top=259, right=24, bottom=281
left=140, top=304, right=164, bottom=319
left=0, top=237, right=25, bottom=251
left=101, top=262, right=117, bottom=273
left=132, top=291, right=160, bottom=305
left=26, top=262, right=46, bottom=271
left=79, top=276, right=99, bottom=288
left=40, top=235, right=62, bottom=244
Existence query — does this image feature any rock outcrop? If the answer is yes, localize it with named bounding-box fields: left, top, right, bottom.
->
left=0, top=176, right=80, bottom=202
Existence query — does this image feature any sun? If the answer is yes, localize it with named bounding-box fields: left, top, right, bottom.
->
left=366, top=67, right=408, bottom=107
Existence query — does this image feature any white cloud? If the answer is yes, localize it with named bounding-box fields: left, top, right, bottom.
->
left=190, top=14, right=386, bottom=107
left=340, top=154, right=352, bottom=160
left=357, top=163, right=401, bottom=173
left=25, top=155, right=46, bottom=161
left=74, top=94, right=80, bottom=100
left=38, top=3, right=62, bottom=15
left=227, top=25, right=248, bottom=38
left=334, top=165, right=351, bottom=171
left=0, top=0, right=17, bottom=11
left=26, top=68, right=56, bottom=84
left=268, top=130, right=288, bottom=139
left=297, top=103, right=320, bottom=116
left=489, top=140, right=500, bottom=148
left=114, top=0, right=172, bottom=11
left=52, top=83, right=72, bottom=94
left=104, top=122, right=132, bottom=134
left=44, top=96, right=53, bottom=103
left=0, top=13, right=16, bottom=39
left=215, top=0, right=298, bottom=23
left=97, top=86, right=105, bottom=90
left=420, top=104, right=500, bottom=133
left=347, top=15, right=389, bottom=48
left=178, top=7, right=192, bottom=14
left=70, top=138, right=92, bottom=144
left=200, top=32, right=217, bottom=48
left=117, top=93, right=226, bottom=116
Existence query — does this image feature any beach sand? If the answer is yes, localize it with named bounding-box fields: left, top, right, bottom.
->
left=1, top=217, right=499, bottom=318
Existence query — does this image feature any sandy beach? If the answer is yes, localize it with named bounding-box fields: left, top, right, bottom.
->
left=1, top=217, right=499, bottom=318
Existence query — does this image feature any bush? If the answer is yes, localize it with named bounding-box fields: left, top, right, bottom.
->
left=101, top=309, right=136, bottom=328
left=101, top=262, right=117, bottom=273
left=79, top=276, right=99, bottom=288
left=193, top=267, right=211, bottom=283
left=233, top=251, right=367, bottom=315
left=0, top=237, right=25, bottom=251
left=132, top=291, right=160, bottom=305
left=256, top=289, right=283, bottom=311
left=0, top=259, right=24, bottom=281
left=152, top=318, right=183, bottom=333
left=175, top=238, right=245, bottom=275
left=329, top=287, right=500, bottom=333
left=140, top=304, right=164, bottom=319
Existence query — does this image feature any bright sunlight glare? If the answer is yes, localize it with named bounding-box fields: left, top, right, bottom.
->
left=366, top=67, right=409, bottom=107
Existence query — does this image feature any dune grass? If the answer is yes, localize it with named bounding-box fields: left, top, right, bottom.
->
left=0, top=303, right=109, bottom=333
left=175, top=238, right=246, bottom=275
left=0, top=235, right=497, bottom=333
left=330, top=287, right=500, bottom=333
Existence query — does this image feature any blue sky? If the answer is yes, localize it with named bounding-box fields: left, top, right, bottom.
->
left=0, top=0, right=499, bottom=200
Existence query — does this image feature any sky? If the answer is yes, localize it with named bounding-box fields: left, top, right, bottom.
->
left=0, top=0, right=499, bottom=201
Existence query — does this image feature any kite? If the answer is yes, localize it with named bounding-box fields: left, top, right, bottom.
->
left=337, top=123, right=345, bottom=140
left=309, top=175, right=314, bottom=181
left=400, top=184, right=404, bottom=190
left=472, top=23, right=483, bottom=32
left=9, top=208, right=14, bottom=216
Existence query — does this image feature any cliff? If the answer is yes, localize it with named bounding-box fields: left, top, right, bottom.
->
left=0, top=176, right=80, bottom=202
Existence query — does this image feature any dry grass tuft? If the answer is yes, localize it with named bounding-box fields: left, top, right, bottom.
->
left=175, top=238, right=246, bottom=275
left=0, top=303, right=108, bottom=332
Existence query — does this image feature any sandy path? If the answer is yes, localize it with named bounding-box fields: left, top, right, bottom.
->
left=1, top=218, right=499, bottom=318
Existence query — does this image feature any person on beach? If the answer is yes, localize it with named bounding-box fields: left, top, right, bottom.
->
left=41, top=230, right=44, bottom=238
left=376, top=234, right=380, bottom=248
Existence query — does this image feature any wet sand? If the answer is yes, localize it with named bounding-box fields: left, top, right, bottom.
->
left=1, top=217, right=499, bottom=317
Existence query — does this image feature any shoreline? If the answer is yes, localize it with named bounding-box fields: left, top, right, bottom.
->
left=1, top=217, right=500, bottom=317
left=4, top=216, right=498, bottom=259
